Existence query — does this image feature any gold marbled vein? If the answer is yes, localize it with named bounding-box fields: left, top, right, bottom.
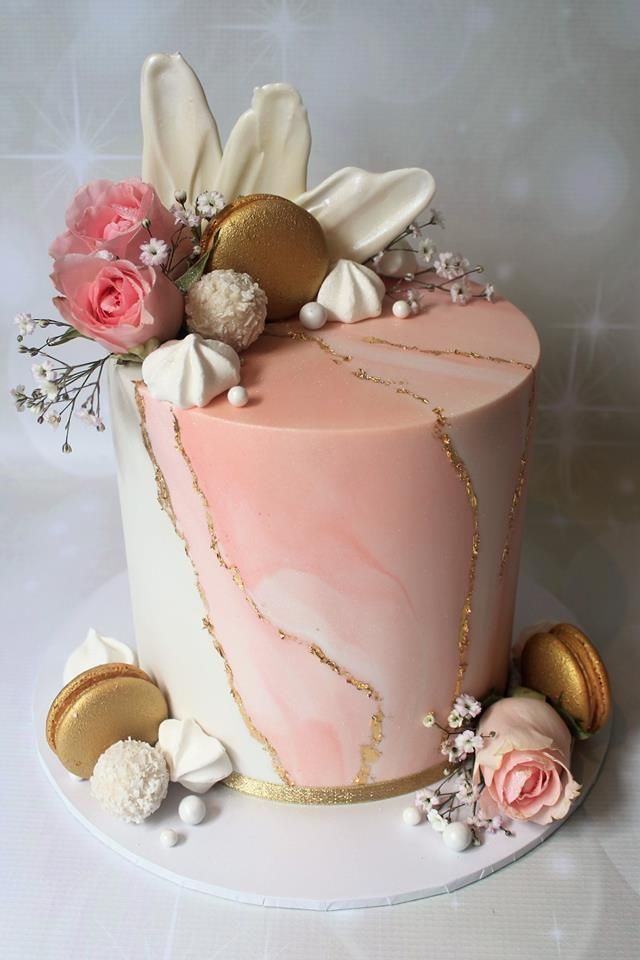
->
left=134, top=383, right=293, bottom=785
left=136, top=381, right=385, bottom=785
left=362, top=335, right=537, bottom=578
left=170, top=412, right=385, bottom=787
left=431, top=406, right=480, bottom=697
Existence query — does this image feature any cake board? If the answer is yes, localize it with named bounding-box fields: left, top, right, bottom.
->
left=34, top=571, right=610, bottom=910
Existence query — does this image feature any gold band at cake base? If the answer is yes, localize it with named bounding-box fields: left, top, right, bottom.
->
left=223, top=761, right=448, bottom=805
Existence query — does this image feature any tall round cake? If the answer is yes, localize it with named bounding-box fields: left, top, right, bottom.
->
left=110, top=290, right=538, bottom=802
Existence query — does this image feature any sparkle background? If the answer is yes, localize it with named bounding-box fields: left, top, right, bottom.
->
left=1, top=1, right=639, bottom=957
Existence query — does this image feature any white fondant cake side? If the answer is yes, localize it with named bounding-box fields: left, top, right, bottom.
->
left=108, top=362, right=277, bottom=781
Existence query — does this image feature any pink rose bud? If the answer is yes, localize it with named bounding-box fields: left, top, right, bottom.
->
left=472, top=696, right=581, bottom=826
left=48, top=179, right=188, bottom=270
left=50, top=255, right=184, bottom=354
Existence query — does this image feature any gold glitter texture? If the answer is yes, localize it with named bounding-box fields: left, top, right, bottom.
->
left=225, top=759, right=447, bottom=805
left=203, top=194, right=329, bottom=319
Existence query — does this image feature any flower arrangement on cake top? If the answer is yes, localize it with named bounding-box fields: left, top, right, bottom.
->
left=10, top=52, right=493, bottom=453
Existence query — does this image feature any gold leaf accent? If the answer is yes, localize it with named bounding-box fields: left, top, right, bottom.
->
left=134, top=383, right=293, bottom=785
left=135, top=383, right=385, bottom=786
left=362, top=335, right=536, bottom=578
left=432, top=406, right=479, bottom=698
left=264, top=327, right=353, bottom=364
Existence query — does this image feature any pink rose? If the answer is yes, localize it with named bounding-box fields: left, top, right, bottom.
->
left=49, top=179, right=178, bottom=262
left=473, top=696, right=580, bottom=825
left=51, top=255, right=184, bottom=353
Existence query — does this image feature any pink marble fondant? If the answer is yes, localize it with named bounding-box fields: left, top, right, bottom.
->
left=118, top=290, right=539, bottom=788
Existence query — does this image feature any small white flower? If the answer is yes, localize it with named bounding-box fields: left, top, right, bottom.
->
left=454, top=729, right=484, bottom=756
left=453, top=694, right=482, bottom=720
left=94, top=249, right=117, bottom=261
left=487, top=815, right=507, bottom=834
left=440, top=737, right=461, bottom=763
left=46, top=412, right=61, bottom=429
left=172, top=203, right=200, bottom=228
left=483, top=283, right=495, bottom=302
left=415, top=788, right=443, bottom=812
left=32, top=359, right=55, bottom=383
left=406, top=289, right=421, bottom=314
left=418, top=237, right=436, bottom=263
left=14, top=312, right=35, bottom=335
left=447, top=710, right=464, bottom=729
left=430, top=208, right=445, bottom=228
left=450, top=281, right=471, bottom=305
left=41, top=379, right=60, bottom=399
left=139, top=238, right=169, bottom=268
left=409, top=222, right=422, bottom=240
left=427, top=809, right=447, bottom=833
left=455, top=779, right=480, bottom=804
left=77, top=408, right=97, bottom=426
left=422, top=712, right=436, bottom=728
left=174, top=189, right=187, bottom=204
left=10, top=384, right=26, bottom=410
left=195, top=190, right=226, bottom=219
left=435, top=252, right=470, bottom=281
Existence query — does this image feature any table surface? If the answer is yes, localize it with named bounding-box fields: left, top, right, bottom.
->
left=2, top=449, right=638, bottom=960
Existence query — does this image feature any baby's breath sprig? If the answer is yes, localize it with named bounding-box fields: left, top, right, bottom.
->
left=10, top=312, right=110, bottom=453
left=416, top=693, right=513, bottom=846
left=368, top=206, right=495, bottom=310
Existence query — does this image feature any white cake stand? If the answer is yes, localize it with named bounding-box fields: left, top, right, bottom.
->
left=34, top=572, right=610, bottom=910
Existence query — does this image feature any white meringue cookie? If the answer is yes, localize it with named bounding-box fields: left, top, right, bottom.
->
left=157, top=718, right=232, bottom=794
left=316, top=259, right=386, bottom=323
left=142, top=333, right=241, bottom=409
left=63, top=628, right=137, bottom=684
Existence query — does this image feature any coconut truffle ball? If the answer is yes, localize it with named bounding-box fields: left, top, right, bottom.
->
left=186, top=269, right=267, bottom=352
left=90, top=739, right=169, bottom=823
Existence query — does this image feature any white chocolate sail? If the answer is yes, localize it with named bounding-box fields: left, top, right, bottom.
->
left=296, top=167, right=436, bottom=264
left=214, top=84, right=311, bottom=202
left=141, top=53, right=223, bottom=207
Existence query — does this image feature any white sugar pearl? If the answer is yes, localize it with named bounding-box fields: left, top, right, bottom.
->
left=392, top=299, right=411, bottom=319
left=227, top=386, right=248, bottom=407
left=178, top=795, right=207, bottom=825
left=442, top=821, right=472, bottom=852
left=299, top=302, right=328, bottom=330
left=402, top=806, right=422, bottom=826
left=160, top=828, right=179, bottom=848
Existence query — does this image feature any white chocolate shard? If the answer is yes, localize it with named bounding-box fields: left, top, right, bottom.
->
left=296, top=166, right=436, bottom=264
left=141, top=53, right=223, bottom=207
left=214, top=83, right=311, bottom=201
left=316, top=259, right=386, bottom=324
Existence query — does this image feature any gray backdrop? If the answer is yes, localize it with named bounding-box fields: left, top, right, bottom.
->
left=1, top=2, right=638, bottom=958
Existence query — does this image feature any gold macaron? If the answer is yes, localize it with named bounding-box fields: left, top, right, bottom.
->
left=520, top=622, right=611, bottom=735
left=46, top=662, right=169, bottom=779
left=203, top=193, right=329, bottom=320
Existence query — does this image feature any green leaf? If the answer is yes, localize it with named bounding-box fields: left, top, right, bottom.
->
left=175, top=249, right=211, bottom=294
left=48, top=327, right=83, bottom=347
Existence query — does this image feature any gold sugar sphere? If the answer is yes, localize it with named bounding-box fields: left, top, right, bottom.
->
left=203, top=194, right=329, bottom=320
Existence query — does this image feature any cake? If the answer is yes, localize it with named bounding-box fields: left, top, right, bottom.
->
left=16, top=53, right=610, bottom=852
left=110, top=293, right=538, bottom=802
